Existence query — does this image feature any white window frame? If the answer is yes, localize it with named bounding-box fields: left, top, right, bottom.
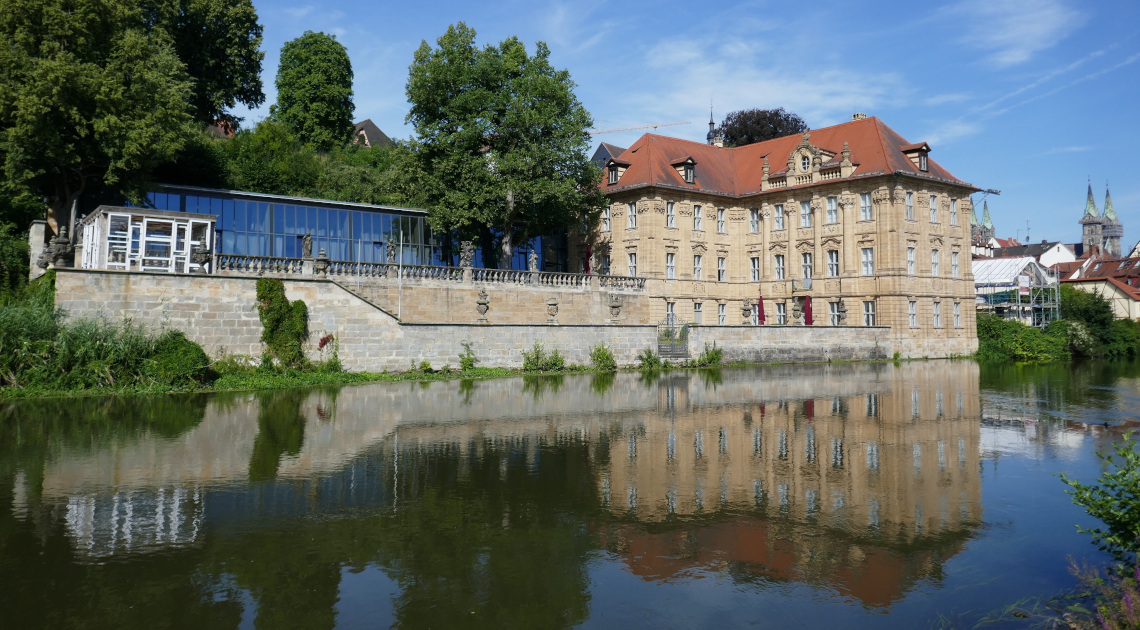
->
left=608, top=166, right=618, bottom=185
left=750, top=256, right=760, bottom=282
left=907, top=247, right=915, bottom=275
left=717, top=256, right=726, bottom=282
left=952, top=251, right=960, bottom=278
left=628, top=202, right=637, bottom=229
left=929, top=195, right=938, bottom=223
left=627, top=252, right=637, bottom=276
left=776, top=303, right=787, bottom=325
left=666, top=301, right=676, bottom=325
left=774, top=254, right=785, bottom=280
left=827, top=250, right=839, bottom=277
left=954, top=302, right=961, bottom=328
left=801, top=252, right=813, bottom=280
left=931, top=249, right=940, bottom=277
left=602, top=207, right=611, bottom=232
left=800, top=201, right=812, bottom=228
left=950, top=199, right=958, bottom=226
left=718, top=303, right=726, bottom=325
left=905, top=192, right=914, bottom=221
left=826, top=196, right=838, bottom=224
left=863, top=301, right=876, bottom=326
left=750, top=208, right=759, bottom=233
left=717, top=208, right=725, bottom=233
left=933, top=301, right=942, bottom=328
left=693, top=254, right=703, bottom=280
left=774, top=204, right=784, bottom=230
left=861, top=247, right=874, bottom=276
left=693, top=302, right=703, bottom=324
left=666, top=252, right=675, bottom=279
left=666, top=202, right=675, bottom=228
left=829, top=301, right=840, bottom=326
left=860, top=193, right=873, bottom=221
left=909, top=301, right=917, bottom=328
left=693, top=205, right=703, bottom=231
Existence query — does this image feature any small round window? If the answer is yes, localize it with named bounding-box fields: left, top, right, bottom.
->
left=800, top=155, right=811, bottom=171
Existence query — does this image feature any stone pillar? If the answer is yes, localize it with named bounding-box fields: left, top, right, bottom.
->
left=28, top=220, right=47, bottom=281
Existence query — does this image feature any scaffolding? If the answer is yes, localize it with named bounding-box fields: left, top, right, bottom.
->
left=973, top=256, right=1060, bottom=328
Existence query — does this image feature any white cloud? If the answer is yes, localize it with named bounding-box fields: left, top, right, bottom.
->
left=923, top=93, right=972, bottom=107
left=946, top=0, right=1086, bottom=67
left=1044, top=145, right=1094, bottom=155
left=630, top=35, right=906, bottom=132
left=926, top=120, right=982, bottom=145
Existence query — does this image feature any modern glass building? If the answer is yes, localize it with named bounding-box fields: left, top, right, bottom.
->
left=140, top=184, right=566, bottom=270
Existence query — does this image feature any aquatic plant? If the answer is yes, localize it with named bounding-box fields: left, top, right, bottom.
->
left=522, top=341, right=565, bottom=372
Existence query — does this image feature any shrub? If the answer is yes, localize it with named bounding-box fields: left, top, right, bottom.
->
left=255, top=278, right=309, bottom=369
left=418, top=360, right=433, bottom=374
left=146, top=330, right=213, bottom=386
left=692, top=342, right=723, bottom=367
left=1061, top=434, right=1140, bottom=565
left=459, top=341, right=478, bottom=372
left=590, top=344, right=617, bottom=371
left=637, top=348, right=663, bottom=370
left=0, top=222, right=30, bottom=296
left=522, top=341, right=565, bottom=372
left=976, top=313, right=1069, bottom=362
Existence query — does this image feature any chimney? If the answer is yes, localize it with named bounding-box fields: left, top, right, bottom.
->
left=851, top=112, right=867, bottom=121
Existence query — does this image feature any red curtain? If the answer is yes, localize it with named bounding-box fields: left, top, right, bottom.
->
left=804, top=296, right=813, bottom=325
left=757, top=296, right=766, bottom=325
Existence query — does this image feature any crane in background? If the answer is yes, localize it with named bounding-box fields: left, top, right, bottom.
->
left=589, top=121, right=690, bottom=135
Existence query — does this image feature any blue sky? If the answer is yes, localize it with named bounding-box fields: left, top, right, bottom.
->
left=233, top=0, right=1139, bottom=248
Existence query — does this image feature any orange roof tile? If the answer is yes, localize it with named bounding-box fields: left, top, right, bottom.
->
left=604, top=116, right=975, bottom=197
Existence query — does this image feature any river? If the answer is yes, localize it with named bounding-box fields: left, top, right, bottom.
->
left=1, top=360, right=1138, bottom=628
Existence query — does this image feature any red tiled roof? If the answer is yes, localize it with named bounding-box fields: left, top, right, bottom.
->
left=604, top=116, right=975, bottom=197
left=1064, top=276, right=1140, bottom=302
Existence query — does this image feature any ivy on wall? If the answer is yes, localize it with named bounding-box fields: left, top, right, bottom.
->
left=255, top=278, right=309, bottom=369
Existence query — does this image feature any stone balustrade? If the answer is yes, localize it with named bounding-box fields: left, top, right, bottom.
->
left=214, top=255, right=646, bottom=292
left=216, top=254, right=303, bottom=275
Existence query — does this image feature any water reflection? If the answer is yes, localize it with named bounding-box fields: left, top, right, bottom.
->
left=3, top=361, right=1134, bottom=628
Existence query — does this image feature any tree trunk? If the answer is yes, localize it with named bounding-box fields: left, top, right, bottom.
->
left=499, top=189, right=514, bottom=269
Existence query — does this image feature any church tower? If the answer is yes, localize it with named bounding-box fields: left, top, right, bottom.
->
left=972, top=200, right=995, bottom=244
left=1102, top=184, right=1123, bottom=256
left=1080, top=182, right=1103, bottom=256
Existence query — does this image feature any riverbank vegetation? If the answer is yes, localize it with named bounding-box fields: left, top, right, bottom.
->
left=977, top=286, right=1140, bottom=363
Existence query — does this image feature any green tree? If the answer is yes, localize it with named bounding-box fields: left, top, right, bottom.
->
left=271, top=31, right=355, bottom=150
left=715, top=108, right=809, bottom=147
left=0, top=0, right=193, bottom=232
left=1061, top=435, right=1140, bottom=565
left=140, top=0, right=265, bottom=126
left=406, top=23, right=603, bottom=268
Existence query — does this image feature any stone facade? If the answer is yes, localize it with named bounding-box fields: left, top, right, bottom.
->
left=54, top=269, right=898, bottom=370
left=579, top=116, right=979, bottom=359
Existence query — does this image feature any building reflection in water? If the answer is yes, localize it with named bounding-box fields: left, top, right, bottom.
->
left=4, top=361, right=986, bottom=623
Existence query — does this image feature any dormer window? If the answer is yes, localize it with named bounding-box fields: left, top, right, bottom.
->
left=608, top=164, right=618, bottom=185
left=800, top=155, right=811, bottom=172
left=673, top=157, right=697, bottom=184
left=902, top=142, right=931, bottom=172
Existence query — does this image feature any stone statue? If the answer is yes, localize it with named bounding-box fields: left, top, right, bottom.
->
left=386, top=242, right=397, bottom=264
left=459, top=241, right=474, bottom=268
left=301, top=232, right=313, bottom=259
left=476, top=289, right=490, bottom=323
left=528, top=249, right=538, bottom=272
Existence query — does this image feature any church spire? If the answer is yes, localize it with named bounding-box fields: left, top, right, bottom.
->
left=1104, top=184, right=1118, bottom=223
left=707, top=106, right=715, bottom=145
left=1083, top=181, right=1099, bottom=218
left=981, top=200, right=994, bottom=230
left=969, top=200, right=979, bottom=226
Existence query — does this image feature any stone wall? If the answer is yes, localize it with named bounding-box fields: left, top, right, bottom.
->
left=340, top=277, right=648, bottom=325
left=689, top=325, right=893, bottom=363
left=54, top=269, right=910, bottom=370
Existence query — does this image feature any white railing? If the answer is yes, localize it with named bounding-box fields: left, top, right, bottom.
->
left=820, top=169, right=841, bottom=181
left=795, top=174, right=812, bottom=185
left=216, top=254, right=303, bottom=275
left=768, top=178, right=787, bottom=189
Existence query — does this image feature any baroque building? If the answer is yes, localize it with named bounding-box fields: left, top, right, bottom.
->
left=579, top=115, right=979, bottom=357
